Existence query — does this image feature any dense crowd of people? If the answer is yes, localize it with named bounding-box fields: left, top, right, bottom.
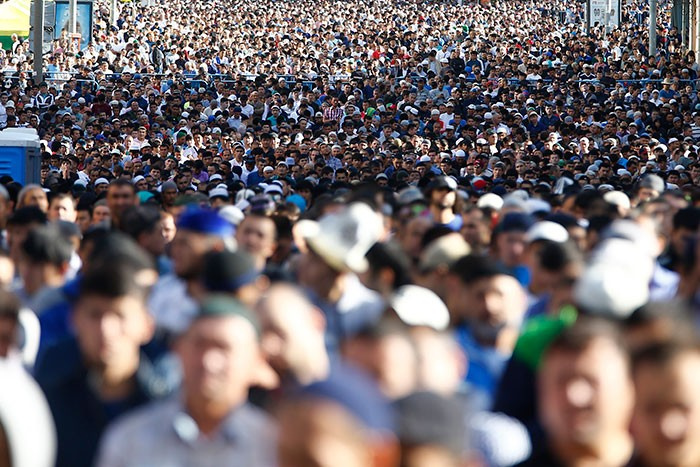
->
left=1, top=0, right=700, bottom=464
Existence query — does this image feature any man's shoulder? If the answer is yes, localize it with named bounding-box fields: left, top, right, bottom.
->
left=237, top=401, right=276, bottom=429
left=104, top=396, right=178, bottom=441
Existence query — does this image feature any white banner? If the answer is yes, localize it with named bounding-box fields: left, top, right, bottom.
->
left=587, top=0, right=621, bottom=31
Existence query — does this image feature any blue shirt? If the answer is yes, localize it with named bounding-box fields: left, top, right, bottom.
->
left=455, top=324, right=509, bottom=407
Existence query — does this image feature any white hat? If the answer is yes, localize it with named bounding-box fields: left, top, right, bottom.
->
left=389, top=285, right=450, bottom=331
left=132, top=175, right=145, bottom=184
left=209, top=174, right=223, bottom=182
left=603, top=191, right=631, bottom=211
left=524, top=198, right=551, bottom=214
left=235, top=188, right=256, bottom=204
left=525, top=221, right=569, bottom=243
left=94, top=178, right=109, bottom=186
left=574, top=238, right=654, bottom=318
left=296, top=203, right=383, bottom=273
left=264, top=184, right=283, bottom=195
left=218, top=205, right=245, bottom=226
left=477, top=193, right=504, bottom=211
left=419, top=233, right=471, bottom=273
left=419, top=155, right=431, bottom=163
left=209, top=187, right=229, bottom=199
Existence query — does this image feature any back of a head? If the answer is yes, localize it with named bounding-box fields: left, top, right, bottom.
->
left=395, top=391, right=466, bottom=462
left=365, top=241, right=413, bottom=290
left=673, top=207, right=700, bottom=231
left=80, top=233, right=157, bottom=300
left=8, top=207, right=47, bottom=228
left=202, top=249, right=259, bottom=294
left=537, top=240, right=583, bottom=273
left=119, top=205, right=163, bottom=240
left=21, top=224, right=73, bottom=266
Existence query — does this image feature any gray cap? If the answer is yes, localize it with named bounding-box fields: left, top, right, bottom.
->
left=638, top=174, right=665, bottom=193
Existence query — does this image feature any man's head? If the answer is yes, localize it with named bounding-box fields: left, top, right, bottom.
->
left=175, top=295, right=263, bottom=414
left=201, top=250, right=266, bottom=307
left=631, top=339, right=700, bottom=467
left=539, top=318, right=634, bottom=455
left=0, top=291, right=20, bottom=358
left=447, top=255, right=527, bottom=347
left=635, top=174, right=665, bottom=204
left=119, top=205, right=167, bottom=258
left=256, top=283, right=327, bottom=384
left=48, top=193, right=77, bottom=223
left=493, top=212, right=534, bottom=268
left=235, top=214, right=277, bottom=270
left=277, top=367, right=397, bottom=467
left=72, top=234, right=156, bottom=374
left=171, top=209, right=234, bottom=280
left=18, top=224, right=72, bottom=295
left=106, top=180, right=137, bottom=226
left=426, top=176, right=457, bottom=211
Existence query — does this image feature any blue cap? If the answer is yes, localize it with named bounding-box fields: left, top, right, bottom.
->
left=285, top=194, right=306, bottom=212
left=496, top=212, right=535, bottom=233
left=297, top=365, right=395, bottom=433
left=176, top=208, right=235, bottom=237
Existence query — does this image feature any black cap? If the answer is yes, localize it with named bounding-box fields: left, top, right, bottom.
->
left=202, top=250, right=260, bottom=293
left=425, top=176, right=457, bottom=193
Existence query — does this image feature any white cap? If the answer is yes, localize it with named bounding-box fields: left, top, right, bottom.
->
left=390, top=285, right=450, bottom=331
left=525, top=221, right=569, bottom=243
left=218, top=205, right=245, bottom=226
left=477, top=193, right=504, bottom=210
left=265, top=184, right=283, bottom=195
left=94, top=178, right=109, bottom=186
left=603, top=191, right=631, bottom=211
left=209, top=187, right=229, bottom=199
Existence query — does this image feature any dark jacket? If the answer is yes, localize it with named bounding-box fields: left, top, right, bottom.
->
left=35, top=338, right=169, bottom=467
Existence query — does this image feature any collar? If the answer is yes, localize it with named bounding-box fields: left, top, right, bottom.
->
left=171, top=401, right=250, bottom=444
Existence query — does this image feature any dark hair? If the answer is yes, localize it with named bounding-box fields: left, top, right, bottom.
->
left=632, top=339, right=700, bottom=376
left=7, top=207, right=47, bottom=228
left=449, top=254, right=511, bottom=285
left=80, top=233, right=156, bottom=300
left=673, top=207, right=700, bottom=231
left=537, top=241, right=583, bottom=272
left=108, top=178, right=136, bottom=193
left=119, top=205, right=162, bottom=240
left=546, top=316, right=627, bottom=361
left=0, top=291, right=20, bottom=323
left=21, top=224, right=73, bottom=266
left=365, top=242, right=412, bottom=289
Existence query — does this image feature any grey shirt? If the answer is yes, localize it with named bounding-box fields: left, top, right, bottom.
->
left=96, top=396, right=277, bottom=467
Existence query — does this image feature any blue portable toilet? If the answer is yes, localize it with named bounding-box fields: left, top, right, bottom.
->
left=0, top=128, right=41, bottom=185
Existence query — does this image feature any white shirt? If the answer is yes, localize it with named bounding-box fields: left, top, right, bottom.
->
left=97, top=397, right=276, bottom=467
left=148, top=275, right=198, bottom=334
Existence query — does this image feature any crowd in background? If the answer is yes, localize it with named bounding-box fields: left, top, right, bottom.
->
left=1, top=0, right=700, bottom=465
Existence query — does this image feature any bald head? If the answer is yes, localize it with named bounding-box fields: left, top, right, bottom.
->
left=255, top=284, right=329, bottom=384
